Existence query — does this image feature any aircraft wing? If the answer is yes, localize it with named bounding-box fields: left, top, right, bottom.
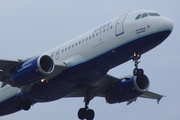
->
left=66, top=74, right=164, bottom=105
left=66, top=74, right=123, bottom=98
left=0, top=57, right=66, bottom=88
left=0, top=59, right=20, bottom=71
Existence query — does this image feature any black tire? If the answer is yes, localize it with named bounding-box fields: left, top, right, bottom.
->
left=78, top=108, right=86, bottom=119
left=86, top=109, right=95, bottom=120
left=133, top=68, right=139, bottom=76
left=14, top=97, right=24, bottom=109
left=139, top=69, right=144, bottom=75
left=23, top=99, right=32, bottom=111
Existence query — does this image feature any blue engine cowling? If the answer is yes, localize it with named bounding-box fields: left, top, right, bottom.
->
left=9, top=55, right=54, bottom=86
left=105, top=74, right=149, bottom=104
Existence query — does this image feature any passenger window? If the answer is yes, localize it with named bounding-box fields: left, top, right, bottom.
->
left=103, top=29, right=105, bottom=33
left=135, top=14, right=141, bottom=20
left=100, top=31, right=102, bottom=34
left=72, top=44, right=74, bottom=48
left=61, top=49, right=64, bottom=53
left=93, top=34, right=95, bottom=38
left=86, top=37, right=88, bottom=41
left=96, top=33, right=98, bottom=36
left=89, top=36, right=91, bottom=39
left=110, top=25, right=113, bottom=29
left=107, top=27, right=109, bottom=31
left=75, top=43, right=77, bottom=46
left=141, top=13, right=148, bottom=18
left=79, top=41, right=81, bottom=44
left=82, top=39, right=84, bottom=43
left=65, top=48, right=67, bottom=51
left=69, top=46, right=70, bottom=49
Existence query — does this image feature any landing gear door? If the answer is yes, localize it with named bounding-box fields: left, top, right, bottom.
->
left=115, top=14, right=127, bottom=36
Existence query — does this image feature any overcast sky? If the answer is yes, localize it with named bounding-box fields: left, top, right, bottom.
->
left=0, top=0, right=179, bottom=120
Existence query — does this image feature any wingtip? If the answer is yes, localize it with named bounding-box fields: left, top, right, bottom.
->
left=157, top=95, right=165, bottom=104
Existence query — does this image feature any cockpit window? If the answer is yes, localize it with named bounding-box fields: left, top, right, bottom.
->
left=135, top=14, right=141, bottom=20
left=135, top=12, right=159, bottom=20
left=141, top=13, right=148, bottom=18
left=148, top=13, right=160, bottom=16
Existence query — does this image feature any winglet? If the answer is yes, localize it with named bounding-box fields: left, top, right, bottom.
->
left=157, top=95, right=165, bottom=104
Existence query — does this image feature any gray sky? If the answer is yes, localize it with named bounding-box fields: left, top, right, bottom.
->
left=0, top=0, right=179, bottom=120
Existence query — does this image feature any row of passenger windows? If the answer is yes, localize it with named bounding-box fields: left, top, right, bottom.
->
left=135, top=13, right=160, bottom=20
left=61, top=25, right=113, bottom=53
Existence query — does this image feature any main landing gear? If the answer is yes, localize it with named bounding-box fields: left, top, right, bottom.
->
left=14, top=97, right=32, bottom=111
left=133, top=52, right=144, bottom=76
left=78, top=88, right=95, bottom=120
left=78, top=107, right=94, bottom=120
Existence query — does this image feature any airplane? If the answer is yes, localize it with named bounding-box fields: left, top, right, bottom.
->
left=0, top=9, right=173, bottom=120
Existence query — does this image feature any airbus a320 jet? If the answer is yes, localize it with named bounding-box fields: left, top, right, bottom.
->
left=0, top=10, right=173, bottom=120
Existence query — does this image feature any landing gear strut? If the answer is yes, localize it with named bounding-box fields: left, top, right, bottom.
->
left=78, top=88, right=95, bottom=120
left=133, top=52, right=144, bottom=76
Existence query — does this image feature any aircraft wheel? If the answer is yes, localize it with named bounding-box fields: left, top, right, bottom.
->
left=133, top=68, right=140, bottom=76
left=78, top=108, right=95, bottom=120
left=23, top=99, right=32, bottom=111
left=78, top=108, right=86, bottom=119
left=133, top=68, right=144, bottom=76
left=14, top=97, right=24, bottom=109
left=86, top=109, right=95, bottom=120
left=139, top=68, right=144, bottom=75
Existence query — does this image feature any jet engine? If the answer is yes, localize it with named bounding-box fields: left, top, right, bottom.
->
left=9, top=55, right=54, bottom=86
left=105, top=74, right=149, bottom=104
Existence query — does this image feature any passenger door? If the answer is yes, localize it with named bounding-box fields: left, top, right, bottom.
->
left=115, top=14, right=127, bottom=36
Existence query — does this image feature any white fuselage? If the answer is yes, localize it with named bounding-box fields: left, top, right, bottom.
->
left=0, top=10, right=173, bottom=109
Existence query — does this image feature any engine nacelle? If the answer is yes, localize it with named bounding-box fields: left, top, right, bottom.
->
left=105, top=74, right=149, bottom=104
left=9, top=55, right=54, bottom=86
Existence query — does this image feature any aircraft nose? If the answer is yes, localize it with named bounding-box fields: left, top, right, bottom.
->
left=157, top=17, right=174, bottom=31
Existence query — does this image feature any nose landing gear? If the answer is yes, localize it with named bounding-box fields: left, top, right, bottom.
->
left=133, top=52, right=144, bottom=76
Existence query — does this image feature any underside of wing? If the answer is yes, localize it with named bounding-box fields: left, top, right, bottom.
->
left=66, top=73, right=164, bottom=105
left=0, top=59, right=19, bottom=71
left=66, top=74, right=123, bottom=98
